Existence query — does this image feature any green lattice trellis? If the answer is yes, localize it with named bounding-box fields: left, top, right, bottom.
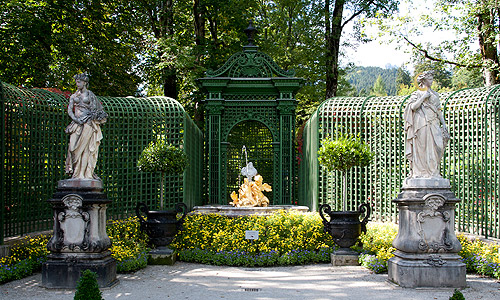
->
left=199, top=41, right=304, bottom=205
left=0, top=81, right=203, bottom=242
left=299, top=85, right=500, bottom=240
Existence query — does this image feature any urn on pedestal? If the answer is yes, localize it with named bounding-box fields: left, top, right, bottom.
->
left=317, top=134, right=374, bottom=265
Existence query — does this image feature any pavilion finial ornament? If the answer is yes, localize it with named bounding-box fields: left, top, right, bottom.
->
left=244, top=21, right=257, bottom=46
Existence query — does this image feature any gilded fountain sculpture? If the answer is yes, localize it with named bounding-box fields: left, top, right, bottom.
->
left=230, top=146, right=272, bottom=207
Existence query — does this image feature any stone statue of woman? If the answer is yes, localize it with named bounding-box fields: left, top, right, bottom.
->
left=404, top=71, right=450, bottom=179
left=65, top=73, right=107, bottom=179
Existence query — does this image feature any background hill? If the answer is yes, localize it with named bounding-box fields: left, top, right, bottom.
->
left=346, top=66, right=398, bottom=96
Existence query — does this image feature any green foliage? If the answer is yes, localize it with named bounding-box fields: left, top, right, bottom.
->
left=452, top=67, right=484, bottom=89
left=449, top=289, right=465, bottom=300
left=74, top=270, right=103, bottom=300
left=346, top=66, right=398, bottom=96
left=107, top=217, right=149, bottom=273
left=138, top=136, right=188, bottom=209
left=0, top=0, right=142, bottom=95
left=179, top=247, right=333, bottom=267
left=318, top=134, right=374, bottom=173
left=396, top=66, right=412, bottom=88
left=171, top=211, right=335, bottom=255
left=138, top=137, right=188, bottom=174
left=0, top=235, right=49, bottom=284
left=371, top=75, right=388, bottom=96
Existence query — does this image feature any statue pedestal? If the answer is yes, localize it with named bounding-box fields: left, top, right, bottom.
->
left=42, top=179, right=117, bottom=289
left=388, top=178, right=466, bottom=288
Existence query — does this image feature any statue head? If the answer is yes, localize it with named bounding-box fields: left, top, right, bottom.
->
left=416, top=71, right=434, bottom=89
left=73, top=73, right=89, bottom=88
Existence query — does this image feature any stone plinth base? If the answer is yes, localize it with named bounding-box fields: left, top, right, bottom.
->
left=390, top=177, right=466, bottom=288
left=388, top=251, right=466, bottom=288
left=148, top=247, right=177, bottom=265
left=42, top=179, right=116, bottom=289
left=331, top=248, right=359, bottom=266
left=191, top=205, right=309, bottom=217
left=42, top=256, right=117, bottom=289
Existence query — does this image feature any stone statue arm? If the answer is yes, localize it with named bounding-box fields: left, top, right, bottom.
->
left=67, top=96, right=83, bottom=125
left=409, top=91, right=430, bottom=111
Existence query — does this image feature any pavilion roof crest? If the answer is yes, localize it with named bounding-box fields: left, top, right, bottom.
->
left=205, top=51, right=295, bottom=78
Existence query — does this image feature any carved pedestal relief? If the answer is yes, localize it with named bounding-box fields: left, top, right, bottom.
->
left=58, top=194, right=89, bottom=252
left=417, top=193, right=453, bottom=253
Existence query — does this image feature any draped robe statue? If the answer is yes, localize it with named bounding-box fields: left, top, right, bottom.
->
left=65, top=73, right=107, bottom=179
left=404, top=71, right=449, bottom=179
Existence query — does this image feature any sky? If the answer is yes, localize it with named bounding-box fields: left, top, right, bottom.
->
left=343, top=0, right=457, bottom=70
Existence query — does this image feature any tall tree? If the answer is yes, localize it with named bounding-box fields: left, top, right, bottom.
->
left=372, top=0, right=499, bottom=86
left=0, top=0, right=53, bottom=87
left=0, top=0, right=143, bottom=95
left=324, top=0, right=398, bottom=98
left=396, top=66, right=412, bottom=88
left=371, top=75, right=387, bottom=96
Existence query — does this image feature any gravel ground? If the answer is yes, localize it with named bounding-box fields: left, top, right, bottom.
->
left=1, top=262, right=499, bottom=300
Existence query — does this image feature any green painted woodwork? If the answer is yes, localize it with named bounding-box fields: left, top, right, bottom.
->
left=0, top=81, right=203, bottom=242
left=199, top=45, right=304, bottom=205
left=299, top=85, right=500, bottom=240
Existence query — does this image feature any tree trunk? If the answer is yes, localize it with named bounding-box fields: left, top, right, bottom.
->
left=478, top=8, right=499, bottom=86
left=342, top=172, right=347, bottom=211
left=193, top=0, right=205, bottom=48
left=160, top=172, right=165, bottom=210
left=161, top=0, right=177, bottom=98
left=325, top=0, right=345, bottom=99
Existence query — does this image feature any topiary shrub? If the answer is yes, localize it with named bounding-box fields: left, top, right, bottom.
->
left=317, top=134, right=374, bottom=210
left=449, top=289, right=465, bottom=300
left=74, top=269, right=103, bottom=300
left=137, top=136, right=188, bottom=209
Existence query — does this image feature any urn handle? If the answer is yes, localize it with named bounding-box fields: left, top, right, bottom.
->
left=358, top=203, right=371, bottom=233
left=175, top=202, right=188, bottom=229
left=319, top=204, right=332, bottom=224
left=175, top=203, right=188, bottom=222
left=136, top=202, right=149, bottom=224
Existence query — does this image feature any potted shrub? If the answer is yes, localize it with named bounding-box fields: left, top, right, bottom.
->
left=136, top=136, right=188, bottom=248
left=317, top=133, right=374, bottom=250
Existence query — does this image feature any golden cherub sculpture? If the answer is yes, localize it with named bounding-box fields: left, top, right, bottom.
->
left=230, top=174, right=272, bottom=207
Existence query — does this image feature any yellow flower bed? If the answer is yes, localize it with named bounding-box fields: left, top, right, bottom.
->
left=171, top=210, right=335, bottom=254
left=107, top=217, right=149, bottom=272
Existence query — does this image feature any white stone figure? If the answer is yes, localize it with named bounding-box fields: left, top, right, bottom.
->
left=65, top=73, right=107, bottom=179
left=241, top=162, right=258, bottom=181
left=404, top=71, right=450, bottom=179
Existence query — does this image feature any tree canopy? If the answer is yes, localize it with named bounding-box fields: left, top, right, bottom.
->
left=1, top=0, right=495, bottom=127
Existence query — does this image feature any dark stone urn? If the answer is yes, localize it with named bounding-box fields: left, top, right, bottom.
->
left=319, top=203, right=371, bottom=249
left=136, top=202, right=187, bottom=248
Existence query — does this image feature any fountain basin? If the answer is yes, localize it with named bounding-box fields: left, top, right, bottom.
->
left=191, top=205, right=309, bottom=217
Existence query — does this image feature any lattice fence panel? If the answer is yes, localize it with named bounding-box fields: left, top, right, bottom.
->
left=1, top=82, right=203, bottom=241
left=300, top=85, right=500, bottom=239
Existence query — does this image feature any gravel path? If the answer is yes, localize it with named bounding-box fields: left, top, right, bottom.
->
left=1, top=262, right=499, bottom=300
